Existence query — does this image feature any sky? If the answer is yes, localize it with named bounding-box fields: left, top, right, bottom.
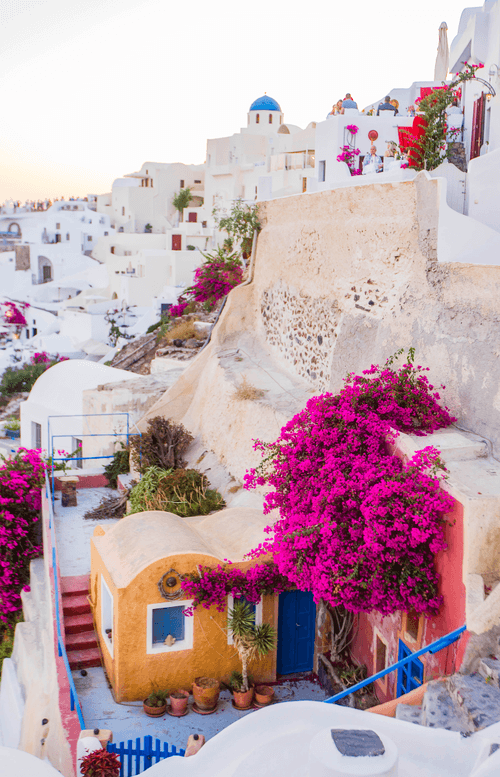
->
left=0, top=0, right=467, bottom=203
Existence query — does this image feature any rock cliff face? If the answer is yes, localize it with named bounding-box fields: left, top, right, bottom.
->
left=139, top=173, right=500, bottom=493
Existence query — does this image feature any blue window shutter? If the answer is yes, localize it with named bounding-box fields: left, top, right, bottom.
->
left=152, top=607, right=185, bottom=644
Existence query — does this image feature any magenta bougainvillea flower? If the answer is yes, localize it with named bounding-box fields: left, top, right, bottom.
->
left=0, top=449, right=46, bottom=623
left=243, top=356, right=456, bottom=616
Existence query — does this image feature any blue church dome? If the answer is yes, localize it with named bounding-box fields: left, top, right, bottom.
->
left=249, top=95, right=281, bottom=112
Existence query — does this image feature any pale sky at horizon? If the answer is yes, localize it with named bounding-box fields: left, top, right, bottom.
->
left=0, top=0, right=467, bottom=203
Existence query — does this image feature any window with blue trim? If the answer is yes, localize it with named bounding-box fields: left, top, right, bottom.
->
left=234, top=596, right=256, bottom=618
left=152, top=605, right=185, bottom=645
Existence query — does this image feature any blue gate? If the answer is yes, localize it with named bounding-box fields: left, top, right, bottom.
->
left=277, top=590, right=316, bottom=675
left=396, top=639, right=424, bottom=697
left=107, top=736, right=185, bottom=775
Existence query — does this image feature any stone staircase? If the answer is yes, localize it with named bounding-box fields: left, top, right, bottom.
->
left=61, top=574, right=100, bottom=670
left=396, top=658, right=500, bottom=733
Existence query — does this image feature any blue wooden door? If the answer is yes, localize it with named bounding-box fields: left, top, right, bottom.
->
left=277, top=590, right=316, bottom=674
left=396, top=640, right=424, bottom=697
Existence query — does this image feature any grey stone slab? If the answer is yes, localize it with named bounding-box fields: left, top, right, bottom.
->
left=395, top=704, right=422, bottom=725
left=421, top=680, right=464, bottom=732
left=448, top=673, right=500, bottom=731
left=478, top=656, right=500, bottom=687
left=330, top=729, right=385, bottom=757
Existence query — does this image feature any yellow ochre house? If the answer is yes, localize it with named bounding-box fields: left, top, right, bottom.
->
left=89, top=508, right=280, bottom=702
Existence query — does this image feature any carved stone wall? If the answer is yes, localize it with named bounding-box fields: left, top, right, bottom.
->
left=261, top=284, right=340, bottom=391
left=15, top=245, right=30, bottom=271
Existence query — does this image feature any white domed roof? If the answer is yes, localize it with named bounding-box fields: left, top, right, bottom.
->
left=27, top=359, right=137, bottom=414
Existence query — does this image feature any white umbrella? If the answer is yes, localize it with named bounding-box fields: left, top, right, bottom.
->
left=434, top=22, right=449, bottom=82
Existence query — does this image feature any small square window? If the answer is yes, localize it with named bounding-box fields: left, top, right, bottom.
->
left=153, top=605, right=185, bottom=644
left=180, top=179, right=185, bottom=188
left=147, top=601, right=193, bottom=654
left=404, top=611, right=420, bottom=642
left=66, top=233, right=70, bottom=241
left=56, top=223, right=60, bottom=229
left=87, top=235, right=92, bottom=241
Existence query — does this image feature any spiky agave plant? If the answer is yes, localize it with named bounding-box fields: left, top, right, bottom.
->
left=227, top=600, right=276, bottom=692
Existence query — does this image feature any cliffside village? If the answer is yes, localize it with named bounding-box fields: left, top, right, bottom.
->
left=3, top=2, right=500, bottom=776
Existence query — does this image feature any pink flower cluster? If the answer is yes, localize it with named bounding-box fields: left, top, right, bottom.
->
left=244, top=357, right=456, bottom=616
left=181, top=561, right=289, bottom=613
left=346, top=124, right=359, bottom=134
left=30, top=352, right=68, bottom=365
left=171, top=253, right=243, bottom=315
left=337, top=145, right=362, bottom=176
left=1, top=301, right=29, bottom=330
left=0, top=449, right=46, bottom=623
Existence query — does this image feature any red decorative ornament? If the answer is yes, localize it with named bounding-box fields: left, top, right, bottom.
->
left=368, top=130, right=379, bottom=142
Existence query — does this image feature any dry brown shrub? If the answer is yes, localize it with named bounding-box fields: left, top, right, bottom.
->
left=160, top=321, right=205, bottom=345
left=234, top=376, right=264, bottom=401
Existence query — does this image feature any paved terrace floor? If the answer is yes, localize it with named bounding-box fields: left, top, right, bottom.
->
left=56, top=487, right=328, bottom=750
left=54, top=485, right=121, bottom=576
left=73, top=667, right=327, bottom=749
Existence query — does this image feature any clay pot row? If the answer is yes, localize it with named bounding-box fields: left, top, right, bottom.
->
left=143, top=679, right=275, bottom=717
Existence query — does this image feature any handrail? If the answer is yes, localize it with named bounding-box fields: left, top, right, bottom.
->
left=324, top=624, right=466, bottom=704
left=45, top=472, right=85, bottom=729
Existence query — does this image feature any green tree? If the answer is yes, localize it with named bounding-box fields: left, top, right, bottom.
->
left=227, top=601, right=276, bottom=692
left=172, top=188, right=193, bottom=223
left=214, top=199, right=261, bottom=258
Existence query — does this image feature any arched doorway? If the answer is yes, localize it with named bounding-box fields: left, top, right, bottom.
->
left=38, top=255, right=53, bottom=284
left=8, top=223, right=21, bottom=238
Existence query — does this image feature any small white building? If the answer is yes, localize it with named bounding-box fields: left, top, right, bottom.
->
left=205, top=95, right=316, bottom=218
left=449, top=0, right=500, bottom=233
left=20, top=360, right=138, bottom=462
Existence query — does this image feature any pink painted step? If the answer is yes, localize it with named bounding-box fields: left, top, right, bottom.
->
left=67, top=647, right=101, bottom=670
left=66, top=631, right=98, bottom=652
left=61, top=575, right=90, bottom=598
left=62, top=594, right=90, bottom=617
left=64, top=612, right=94, bottom=635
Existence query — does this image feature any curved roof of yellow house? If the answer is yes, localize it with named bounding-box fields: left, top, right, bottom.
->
left=92, top=508, right=271, bottom=589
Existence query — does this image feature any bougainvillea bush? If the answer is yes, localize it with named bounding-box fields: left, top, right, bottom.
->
left=182, top=561, right=289, bottom=613
left=0, top=449, right=46, bottom=625
left=0, top=301, right=29, bottom=332
left=244, top=353, right=456, bottom=617
left=171, top=248, right=243, bottom=316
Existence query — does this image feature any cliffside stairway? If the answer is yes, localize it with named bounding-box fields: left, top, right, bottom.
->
left=61, top=574, right=100, bottom=670
left=396, top=643, right=500, bottom=733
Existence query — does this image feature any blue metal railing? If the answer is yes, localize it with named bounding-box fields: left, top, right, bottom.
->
left=47, top=412, right=142, bottom=504
left=45, top=472, right=85, bottom=729
left=324, top=624, right=467, bottom=704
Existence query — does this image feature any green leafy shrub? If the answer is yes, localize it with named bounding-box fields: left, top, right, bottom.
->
left=3, top=417, right=20, bottom=431
left=0, top=362, right=50, bottom=396
left=103, top=444, right=130, bottom=489
left=130, top=416, right=193, bottom=474
left=128, top=466, right=225, bottom=517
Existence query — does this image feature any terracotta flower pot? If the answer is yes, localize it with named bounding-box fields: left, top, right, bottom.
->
left=255, top=685, right=274, bottom=706
left=233, top=685, right=254, bottom=709
left=192, top=677, right=220, bottom=711
left=143, top=698, right=167, bottom=717
left=169, top=689, right=190, bottom=715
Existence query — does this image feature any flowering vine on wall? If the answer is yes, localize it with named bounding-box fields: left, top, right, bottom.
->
left=337, top=125, right=362, bottom=176
left=181, top=561, right=289, bottom=614
left=0, top=449, right=46, bottom=624
left=244, top=351, right=456, bottom=617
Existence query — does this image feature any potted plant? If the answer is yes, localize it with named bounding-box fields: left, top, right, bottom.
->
left=80, top=748, right=120, bottom=777
left=145, top=223, right=152, bottom=233
left=168, top=689, right=190, bottom=716
left=192, top=676, right=220, bottom=711
left=227, top=601, right=276, bottom=709
left=3, top=417, right=20, bottom=439
left=143, top=689, right=168, bottom=716
left=255, top=684, right=275, bottom=707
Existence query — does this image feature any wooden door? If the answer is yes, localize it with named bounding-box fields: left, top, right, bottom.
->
left=172, top=235, right=182, bottom=251
left=277, top=590, right=316, bottom=674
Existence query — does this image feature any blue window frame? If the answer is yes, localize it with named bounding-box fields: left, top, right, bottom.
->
left=397, top=639, right=424, bottom=697
left=234, top=596, right=256, bottom=618
left=152, top=605, right=185, bottom=645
